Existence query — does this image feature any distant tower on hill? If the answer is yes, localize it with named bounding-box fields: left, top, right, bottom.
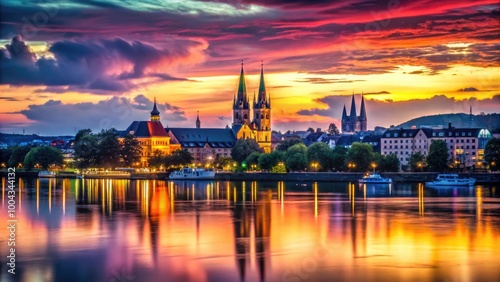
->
left=469, top=106, right=473, bottom=128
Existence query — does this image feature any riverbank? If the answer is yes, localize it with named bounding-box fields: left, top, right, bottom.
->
left=1, top=170, right=499, bottom=183
left=215, top=172, right=500, bottom=184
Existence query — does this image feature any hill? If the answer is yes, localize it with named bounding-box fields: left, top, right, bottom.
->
left=396, top=113, right=500, bottom=132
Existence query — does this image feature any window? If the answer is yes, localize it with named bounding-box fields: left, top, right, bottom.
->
left=403, top=133, right=407, bottom=137
left=472, top=145, right=475, bottom=149
left=466, top=139, right=469, bottom=143
left=462, top=132, right=465, bottom=136
left=466, top=146, right=469, bottom=149
left=384, top=140, right=387, bottom=143
left=395, top=133, right=398, bottom=137
left=468, top=132, right=472, bottom=136
left=439, top=132, right=444, bottom=137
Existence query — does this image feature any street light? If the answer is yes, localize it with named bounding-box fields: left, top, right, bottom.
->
left=311, top=162, right=318, bottom=172
left=418, top=162, right=422, bottom=172
left=371, top=163, right=376, bottom=173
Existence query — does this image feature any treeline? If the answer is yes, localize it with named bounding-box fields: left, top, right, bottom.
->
left=0, top=145, right=63, bottom=169
left=74, top=129, right=142, bottom=168
left=231, top=138, right=401, bottom=172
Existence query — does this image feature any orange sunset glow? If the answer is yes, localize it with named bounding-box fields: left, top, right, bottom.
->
left=0, top=0, right=499, bottom=135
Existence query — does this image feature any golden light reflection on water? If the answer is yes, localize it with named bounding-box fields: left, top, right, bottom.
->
left=0, top=178, right=499, bottom=282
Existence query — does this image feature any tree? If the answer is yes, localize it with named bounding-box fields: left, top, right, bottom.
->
left=346, top=142, right=374, bottom=172
left=8, top=145, right=31, bottom=168
left=231, top=138, right=263, bottom=163
left=149, top=149, right=165, bottom=168
left=307, top=142, right=333, bottom=171
left=285, top=143, right=308, bottom=171
left=74, top=131, right=98, bottom=168
left=382, top=154, right=400, bottom=172
left=316, top=127, right=323, bottom=134
left=307, top=127, right=315, bottom=133
left=23, top=146, right=63, bottom=169
left=1, top=148, right=12, bottom=167
left=327, top=123, right=340, bottom=135
left=427, top=140, right=449, bottom=172
left=484, top=138, right=500, bottom=171
left=120, top=134, right=142, bottom=167
left=96, top=129, right=121, bottom=168
left=214, top=156, right=233, bottom=170
left=258, top=150, right=285, bottom=171
left=331, top=146, right=347, bottom=171
left=167, top=149, right=194, bottom=167
left=245, top=152, right=261, bottom=170
left=75, top=128, right=92, bottom=142
left=276, top=137, right=303, bottom=151
left=409, top=152, right=426, bottom=172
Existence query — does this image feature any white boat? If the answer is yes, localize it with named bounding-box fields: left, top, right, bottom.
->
left=38, top=171, right=56, bottom=178
left=426, top=174, right=475, bottom=186
left=169, top=167, right=215, bottom=180
left=358, top=173, right=392, bottom=184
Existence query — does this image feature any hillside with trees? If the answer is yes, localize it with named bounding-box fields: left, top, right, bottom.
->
left=396, top=113, right=500, bottom=132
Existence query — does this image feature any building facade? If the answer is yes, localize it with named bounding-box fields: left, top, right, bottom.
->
left=381, top=125, right=492, bottom=169
left=342, top=95, right=367, bottom=133
left=121, top=99, right=180, bottom=167
left=232, top=63, right=272, bottom=153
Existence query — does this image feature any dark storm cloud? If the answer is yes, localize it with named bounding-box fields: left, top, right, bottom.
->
left=0, top=36, right=198, bottom=92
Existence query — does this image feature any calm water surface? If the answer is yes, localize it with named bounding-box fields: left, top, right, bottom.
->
left=0, top=178, right=499, bottom=282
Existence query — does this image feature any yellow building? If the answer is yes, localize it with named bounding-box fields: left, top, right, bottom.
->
left=121, top=98, right=180, bottom=167
left=232, top=62, right=272, bottom=153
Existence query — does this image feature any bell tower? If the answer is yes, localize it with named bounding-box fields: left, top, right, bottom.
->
left=253, top=62, right=272, bottom=153
left=150, top=97, right=160, bottom=122
left=233, top=62, right=251, bottom=126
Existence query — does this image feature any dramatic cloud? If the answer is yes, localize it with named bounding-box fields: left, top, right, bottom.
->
left=458, top=87, right=479, bottom=92
left=13, top=95, right=187, bottom=135
left=0, top=36, right=204, bottom=92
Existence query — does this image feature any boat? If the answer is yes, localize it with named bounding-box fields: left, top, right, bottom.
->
left=426, top=174, right=475, bottom=186
left=358, top=173, right=392, bottom=184
left=169, top=167, right=216, bottom=180
left=38, top=171, right=56, bottom=178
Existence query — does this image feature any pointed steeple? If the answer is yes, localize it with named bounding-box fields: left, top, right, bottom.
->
left=257, top=60, right=268, bottom=108
left=360, top=94, right=366, bottom=120
left=234, top=61, right=249, bottom=109
left=349, top=94, right=357, bottom=118
left=196, top=111, right=200, bottom=128
left=342, top=105, right=347, bottom=120
left=150, top=97, right=160, bottom=122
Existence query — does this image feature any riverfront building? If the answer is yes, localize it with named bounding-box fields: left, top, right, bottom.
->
left=380, top=124, right=492, bottom=169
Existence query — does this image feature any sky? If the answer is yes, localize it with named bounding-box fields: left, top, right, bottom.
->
left=0, top=0, right=499, bottom=136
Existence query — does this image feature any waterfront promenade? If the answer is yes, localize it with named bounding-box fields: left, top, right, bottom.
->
left=2, top=170, right=499, bottom=183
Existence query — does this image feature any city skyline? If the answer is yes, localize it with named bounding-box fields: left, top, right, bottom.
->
left=1, top=0, right=499, bottom=135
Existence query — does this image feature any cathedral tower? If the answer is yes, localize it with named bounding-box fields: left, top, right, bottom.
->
left=359, top=94, right=367, bottom=131
left=253, top=62, right=272, bottom=152
left=233, top=62, right=251, bottom=126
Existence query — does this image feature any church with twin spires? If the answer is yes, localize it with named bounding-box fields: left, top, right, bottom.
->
left=122, top=62, right=272, bottom=166
left=231, top=62, right=272, bottom=153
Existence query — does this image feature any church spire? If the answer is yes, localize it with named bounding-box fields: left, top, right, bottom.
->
left=349, top=94, right=357, bottom=118
left=234, top=61, right=249, bottom=109
left=196, top=111, right=200, bottom=128
left=257, top=60, right=268, bottom=108
left=150, top=97, right=160, bottom=122
left=342, top=105, right=347, bottom=120
left=360, top=94, right=366, bottom=120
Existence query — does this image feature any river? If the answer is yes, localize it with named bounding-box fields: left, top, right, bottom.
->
left=0, top=178, right=499, bottom=282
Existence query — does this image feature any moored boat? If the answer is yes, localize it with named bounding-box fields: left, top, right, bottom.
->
left=426, top=174, right=475, bottom=186
left=169, top=167, right=215, bottom=180
left=38, top=171, right=56, bottom=178
left=358, top=173, right=392, bottom=184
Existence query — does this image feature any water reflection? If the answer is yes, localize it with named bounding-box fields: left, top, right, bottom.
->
left=0, top=178, right=499, bottom=282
